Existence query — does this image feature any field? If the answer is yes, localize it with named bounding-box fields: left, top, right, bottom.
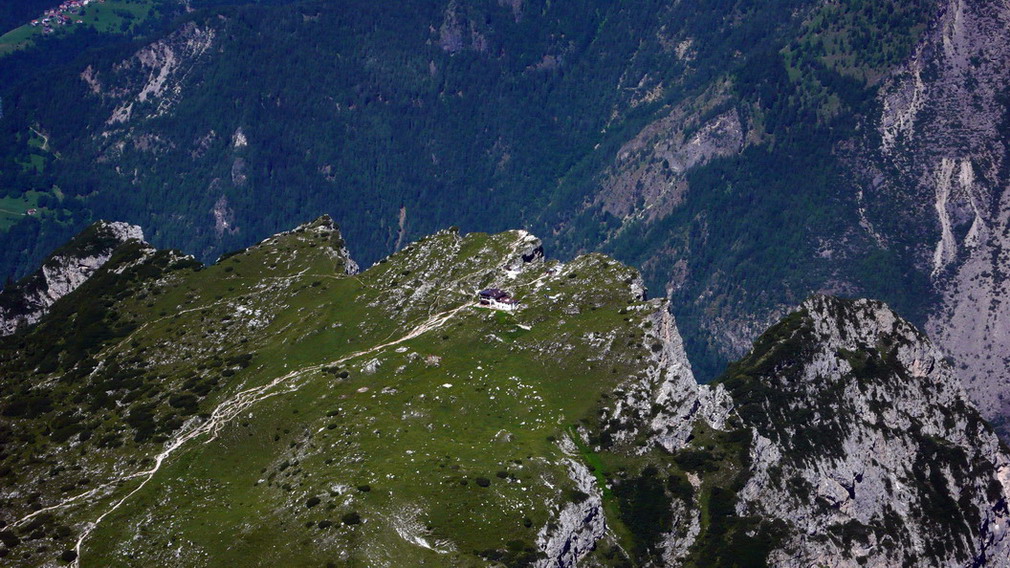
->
left=0, top=0, right=162, bottom=57
left=0, top=192, right=43, bottom=230
left=79, top=0, right=158, bottom=34
left=0, top=25, right=40, bottom=56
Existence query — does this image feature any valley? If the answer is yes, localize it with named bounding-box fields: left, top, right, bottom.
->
left=6, top=0, right=1010, bottom=564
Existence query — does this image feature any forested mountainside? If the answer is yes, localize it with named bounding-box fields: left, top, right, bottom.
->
left=4, top=0, right=1010, bottom=436
left=3, top=219, right=1010, bottom=567
left=0, top=0, right=938, bottom=377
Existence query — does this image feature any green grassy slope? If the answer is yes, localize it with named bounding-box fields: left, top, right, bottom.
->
left=1, top=218, right=719, bottom=567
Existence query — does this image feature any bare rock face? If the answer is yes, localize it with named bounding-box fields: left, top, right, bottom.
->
left=437, top=1, right=490, bottom=54
left=593, top=88, right=745, bottom=222
left=723, top=296, right=1010, bottom=567
left=596, top=297, right=730, bottom=455
left=99, top=21, right=216, bottom=127
left=0, top=221, right=147, bottom=335
left=594, top=294, right=1010, bottom=566
left=862, top=0, right=1010, bottom=438
left=83, top=21, right=216, bottom=164
left=535, top=457, right=606, bottom=568
left=647, top=307, right=732, bottom=453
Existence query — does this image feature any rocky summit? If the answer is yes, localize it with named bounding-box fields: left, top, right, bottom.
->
left=1, top=219, right=1009, bottom=567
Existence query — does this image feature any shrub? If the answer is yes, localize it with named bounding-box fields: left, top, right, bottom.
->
left=613, top=470, right=673, bottom=560
left=341, top=512, right=361, bottom=525
left=673, top=449, right=720, bottom=472
left=0, top=529, right=20, bottom=547
left=475, top=477, right=491, bottom=487
left=2, top=394, right=54, bottom=418
left=667, top=474, right=693, bottom=504
left=477, top=540, right=546, bottom=568
left=305, top=496, right=321, bottom=508
left=168, top=393, right=198, bottom=411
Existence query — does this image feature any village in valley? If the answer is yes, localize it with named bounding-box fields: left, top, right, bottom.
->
left=29, top=0, right=103, bottom=35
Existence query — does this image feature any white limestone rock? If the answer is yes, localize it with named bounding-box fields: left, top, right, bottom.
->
left=535, top=458, right=606, bottom=568
left=732, top=296, right=1010, bottom=567
left=0, top=221, right=147, bottom=336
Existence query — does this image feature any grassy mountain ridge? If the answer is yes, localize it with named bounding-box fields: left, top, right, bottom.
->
left=5, top=219, right=1010, bottom=566
left=0, top=218, right=712, bottom=566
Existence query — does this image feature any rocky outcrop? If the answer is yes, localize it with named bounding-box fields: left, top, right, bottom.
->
left=535, top=457, right=606, bottom=568
left=647, top=307, right=732, bottom=453
left=437, top=1, right=490, bottom=54
left=592, top=294, right=1010, bottom=566
left=0, top=221, right=146, bottom=336
left=248, top=215, right=358, bottom=275
left=724, top=296, right=1010, bottom=567
left=81, top=21, right=216, bottom=166
left=597, top=299, right=731, bottom=453
left=593, top=88, right=745, bottom=222
left=97, top=21, right=216, bottom=127
left=503, top=230, right=545, bottom=273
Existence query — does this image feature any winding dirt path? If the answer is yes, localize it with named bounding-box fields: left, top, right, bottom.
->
left=19, top=231, right=542, bottom=564
left=28, top=125, right=50, bottom=152
left=14, top=302, right=471, bottom=566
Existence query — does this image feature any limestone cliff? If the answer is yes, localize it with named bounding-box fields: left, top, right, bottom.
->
left=0, top=221, right=146, bottom=336
left=862, top=0, right=1010, bottom=440
left=721, top=296, right=1010, bottom=567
